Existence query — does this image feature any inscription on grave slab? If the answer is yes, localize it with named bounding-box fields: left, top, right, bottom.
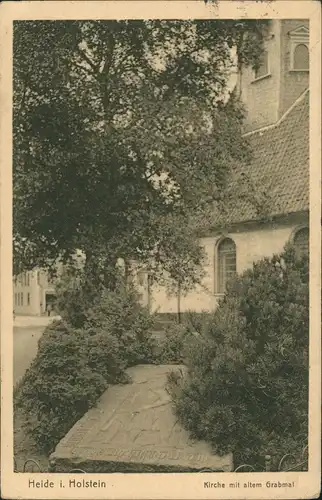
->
left=50, top=365, right=233, bottom=472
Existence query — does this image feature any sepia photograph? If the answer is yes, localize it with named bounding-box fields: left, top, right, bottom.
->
left=0, top=1, right=321, bottom=499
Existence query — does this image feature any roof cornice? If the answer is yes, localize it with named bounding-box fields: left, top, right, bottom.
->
left=197, top=210, right=309, bottom=238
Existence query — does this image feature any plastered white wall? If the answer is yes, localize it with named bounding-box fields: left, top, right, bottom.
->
left=150, top=222, right=303, bottom=314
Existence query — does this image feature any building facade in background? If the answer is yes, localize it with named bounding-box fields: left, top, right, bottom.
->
left=13, top=253, right=84, bottom=316
left=13, top=269, right=56, bottom=316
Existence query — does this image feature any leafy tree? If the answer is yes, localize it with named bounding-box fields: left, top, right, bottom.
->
left=13, top=20, right=267, bottom=287
left=170, top=245, right=309, bottom=469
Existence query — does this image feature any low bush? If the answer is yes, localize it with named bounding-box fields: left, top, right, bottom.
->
left=55, top=267, right=156, bottom=366
left=157, top=324, right=187, bottom=364
left=170, top=245, right=309, bottom=469
left=54, top=266, right=90, bottom=328
left=157, top=323, right=202, bottom=364
left=85, top=285, right=156, bottom=366
left=15, top=319, right=128, bottom=453
left=182, top=310, right=211, bottom=335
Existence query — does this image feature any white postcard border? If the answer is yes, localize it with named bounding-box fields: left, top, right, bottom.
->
left=1, top=2, right=321, bottom=499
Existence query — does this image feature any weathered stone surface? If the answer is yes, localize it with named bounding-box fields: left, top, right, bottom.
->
left=49, top=365, right=233, bottom=472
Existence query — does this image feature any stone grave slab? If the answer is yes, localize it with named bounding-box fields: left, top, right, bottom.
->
left=49, top=365, right=233, bottom=472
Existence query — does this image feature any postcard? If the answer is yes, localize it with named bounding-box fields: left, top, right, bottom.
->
left=1, top=1, right=321, bottom=499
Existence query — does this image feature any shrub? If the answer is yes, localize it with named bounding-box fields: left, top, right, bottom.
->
left=55, top=267, right=157, bottom=366
left=54, top=266, right=102, bottom=328
left=170, top=245, right=309, bottom=469
left=157, top=324, right=187, bottom=364
left=182, top=310, right=211, bottom=334
left=157, top=323, right=202, bottom=364
left=15, top=319, right=128, bottom=453
left=84, top=285, right=156, bottom=366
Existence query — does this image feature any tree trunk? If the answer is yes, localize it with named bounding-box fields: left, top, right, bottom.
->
left=177, top=281, right=181, bottom=324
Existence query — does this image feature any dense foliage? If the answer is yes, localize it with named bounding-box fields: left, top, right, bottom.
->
left=85, top=288, right=157, bottom=367
left=13, top=19, right=267, bottom=291
left=170, top=245, right=309, bottom=469
left=55, top=265, right=157, bottom=364
left=15, top=320, right=125, bottom=452
left=156, top=311, right=211, bottom=363
left=157, top=323, right=190, bottom=364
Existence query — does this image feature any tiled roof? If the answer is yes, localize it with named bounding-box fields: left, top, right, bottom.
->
left=213, top=89, right=309, bottom=227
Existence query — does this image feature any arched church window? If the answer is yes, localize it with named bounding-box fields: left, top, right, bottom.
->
left=217, top=238, right=236, bottom=293
left=293, top=44, right=309, bottom=70
left=289, top=26, right=309, bottom=71
left=293, top=227, right=309, bottom=258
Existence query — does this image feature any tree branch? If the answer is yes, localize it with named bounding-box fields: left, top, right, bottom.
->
left=100, top=34, right=115, bottom=76
left=98, top=35, right=116, bottom=118
left=73, top=62, right=95, bottom=77
left=76, top=47, right=99, bottom=73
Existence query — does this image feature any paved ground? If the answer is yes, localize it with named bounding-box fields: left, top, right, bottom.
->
left=50, top=364, right=233, bottom=472
left=13, top=316, right=62, bottom=472
left=14, top=314, right=60, bottom=328
left=13, top=316, right=60, bottom=385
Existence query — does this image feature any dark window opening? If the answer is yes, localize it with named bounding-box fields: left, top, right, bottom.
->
left=217, top=238, right=237, bottom=293
left=294, top=227, right=309, bottom=258
left=254, top=50, right=269, bottom=79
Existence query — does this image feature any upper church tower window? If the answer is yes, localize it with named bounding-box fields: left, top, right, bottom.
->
left=293, top=44, right=309, bottom=70
left=289, top=26, right=309, bottom=71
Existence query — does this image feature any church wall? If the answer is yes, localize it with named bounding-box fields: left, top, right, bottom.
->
left=149, top=217, right=307, bottom=314
left=150, top=237, right=218, bottom=314
left=240, top=19, right=281, bottom=133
